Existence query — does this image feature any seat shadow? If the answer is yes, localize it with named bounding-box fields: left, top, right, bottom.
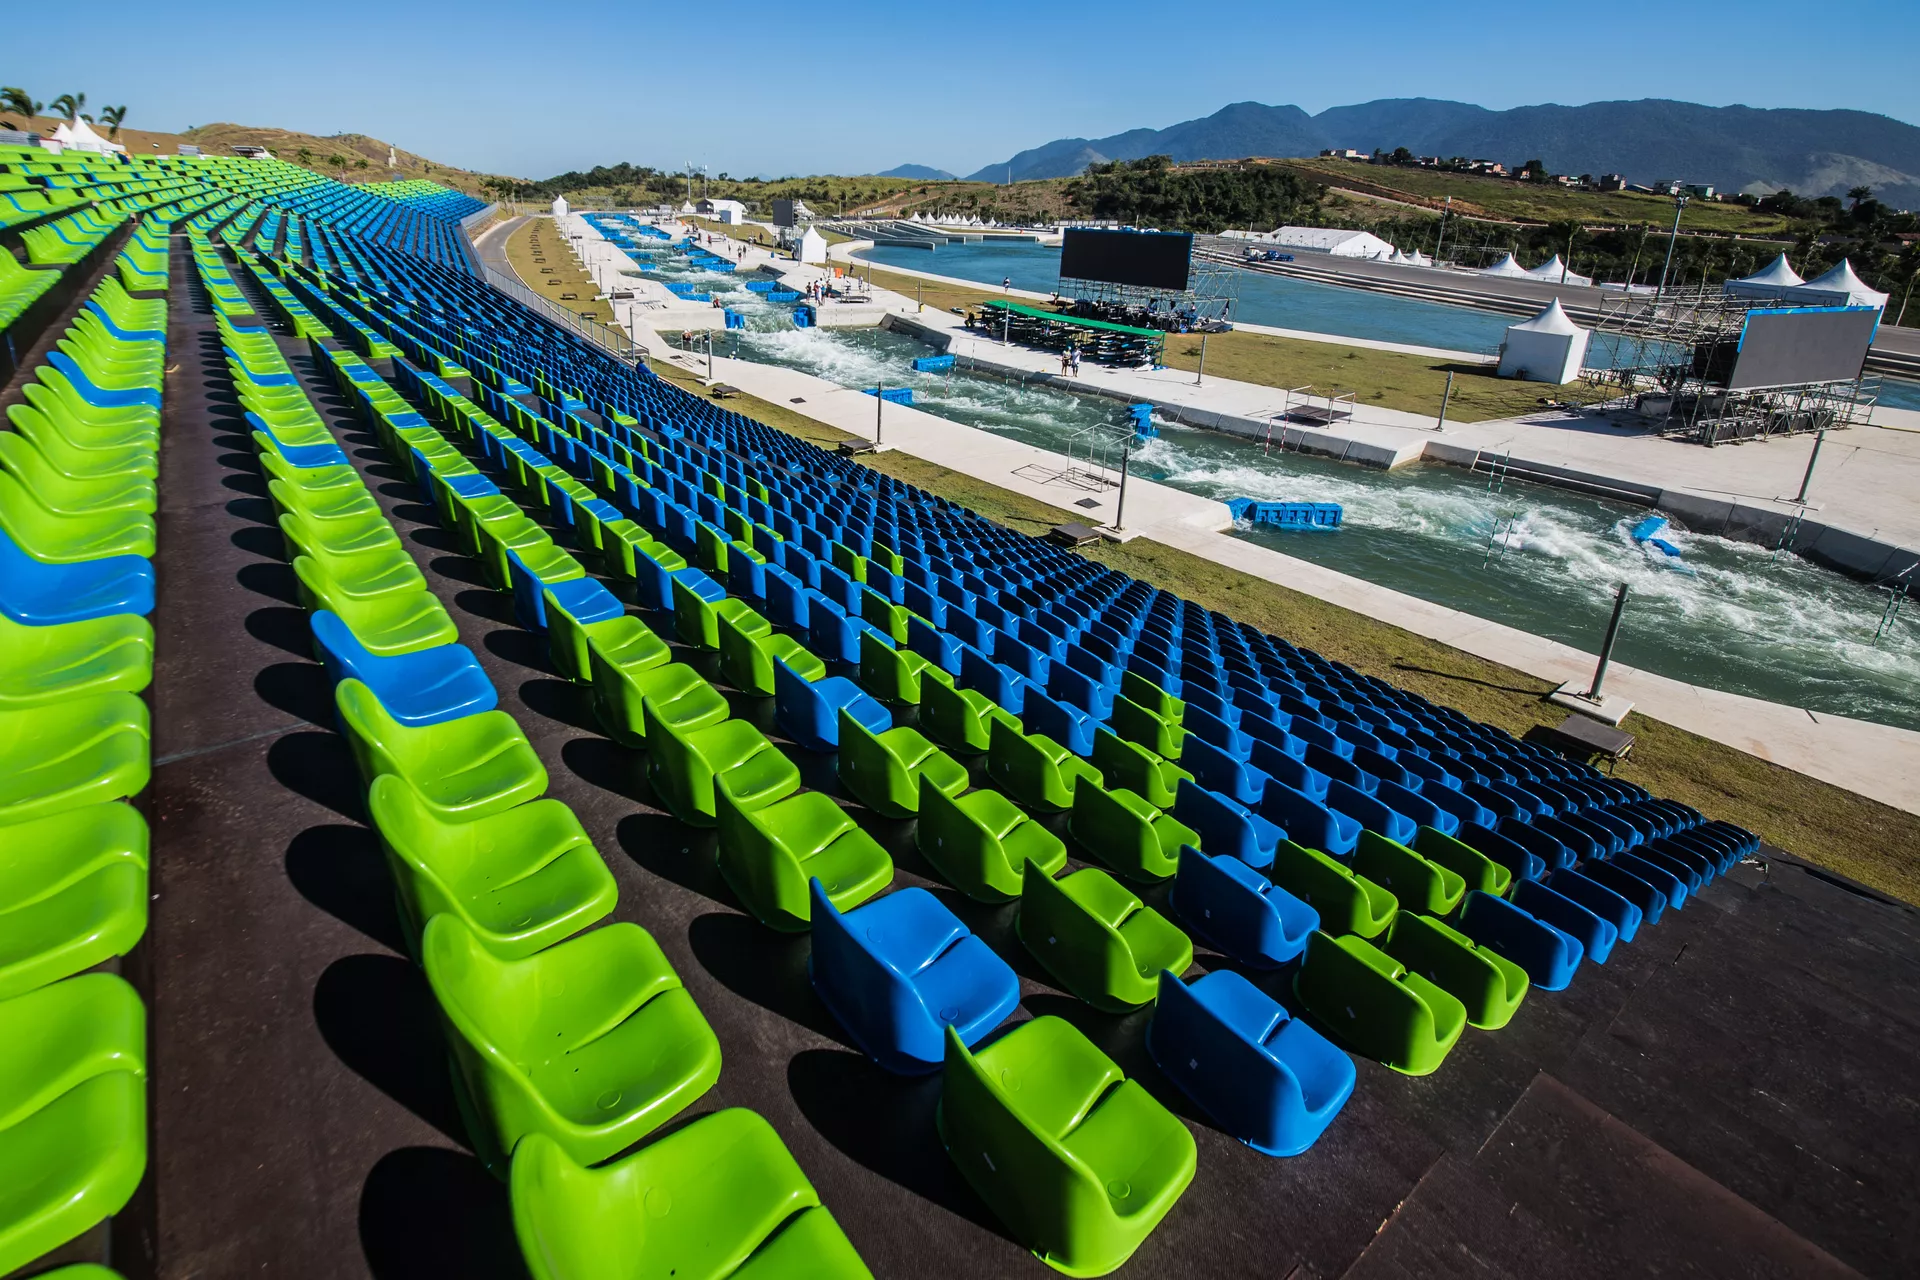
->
left=267, top=729, right=367, bottom=821
left=563, top=737, right=652, bottom=803
left=687, top=911, right=851, bottom=1047
left=614, top=811, right=730, bottom=902
left=518, top=677, right=600, bottom=734
left=458, top=589, right=521, bottom=628
left=428, top=555, right=490, bottom=587
left=359, top=1146, right=528, bottom=1280
left=237, top=559, right=301, bottom=607
left=286, top=822, right=409, bottom=953
left=388, top=500, right=441, bottom=527
left=232, top=524, right=286, bottom=559
left=224, top=495, right=279, bottom=527
left=408, top=525, right=466, bottom=556
left=246, top=605, right=316, bottom=659
left=255, top=660, right=333, bottom=726
left=220, top=471, right=268, bottom=497
left=786, top=1047, right=1015, bottom=1243
left=313, top=954, right=467, bottom=1147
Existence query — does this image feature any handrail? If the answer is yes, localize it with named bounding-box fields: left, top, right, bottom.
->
left=464, top=221, right=645, bottom=365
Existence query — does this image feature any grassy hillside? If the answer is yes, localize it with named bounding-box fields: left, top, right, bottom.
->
left=0, top=111, right=509, bottom=197
left=1269, top=157, right=1794, bottom=234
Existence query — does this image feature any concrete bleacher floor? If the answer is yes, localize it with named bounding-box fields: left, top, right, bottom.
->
left=8, top=163, right=1916, bottom=1279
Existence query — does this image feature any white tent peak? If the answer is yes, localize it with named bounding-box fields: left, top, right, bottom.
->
left=1795, top=259, right=1886, bottom=305
left=1511, top=298, right=1584, bottom=335
left=1480, top=253, right=1533, bottom=278
left=1734, top=253, right=1804, bottom=289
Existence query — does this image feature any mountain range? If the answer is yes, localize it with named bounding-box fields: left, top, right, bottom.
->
left=874, top=163, right=957, bottom=181
left=950, top=99, right=1920, bottom=207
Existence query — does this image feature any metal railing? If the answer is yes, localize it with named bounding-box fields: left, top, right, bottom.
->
left=467, top=229, right=645, bottom=364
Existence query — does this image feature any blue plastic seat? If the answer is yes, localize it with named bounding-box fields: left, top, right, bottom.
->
left=1181, top=734, right=1266, bottom=807
left=1170, top=845, right=1316, bottom=968
left=1259, top=781, right=1359, bottom=856
left=309, top=611, right=496, bottom=726
left=1456, top=890, right=1583, bottom=991
left=1547, top=868, right=1642, bottom=943
left=905, top=615, right=962, bottom=676
left=1512, top=877, right=1619, bottom=963
left=1184, top=702, right=1251, bottom=760
left=1326, top=780, right=1416, bottom=846
left=251, top=415, right=350, bottom=470
left=508, top=553, right=620, bottom=633
left=1021, top=688, right=1096, bottom=757
left=1502, top=820, right=1573, bottom=872
left=1249, top=737, right=1327, bottom=801
left=1147, top=970, right=1354, bottom=1157
left=773, top=658, right=889, bottom=752
left=1457, top=821, right=1547, bottom=883
left=0, top=526, right=154, bottom=625
left=1579, top=859, right=1669, bottom=925
left=1534, top=815, right=1605, bottom=863
left=958, top=643, right=1027, bottom=715
left=1373, top=778, right=1460, bottom=837
left=1173, top=779, right=1283, bottom=868
left=1046, top=661, right=1114, bottom=722
left=808, top=881, right=1019, bottom=1075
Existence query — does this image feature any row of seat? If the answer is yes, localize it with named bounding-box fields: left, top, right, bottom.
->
left=286, top=222, right=1762, bottom=1278
left=0, top=247, right=166, bottom=1274
left=225, top=264, right=878, bottom=1280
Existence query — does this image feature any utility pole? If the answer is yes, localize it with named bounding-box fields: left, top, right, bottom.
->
left=1435, top=370, right=1455, bottom=431
left=1432, top=195, right=1452, bottom=262
left=1655, top=195, right=1689, bottom=300
left=874, top=382, right=884, bottom=447
left=1794, top=428, right=1828, bottom=504
left=1561, top=224, right=1577, bottom=284
left=1112, top=431, right=1134, bottom=533
left=1194, top=332, right=1209, bottom=386
left=1585, top=583, right=1631, bottom=701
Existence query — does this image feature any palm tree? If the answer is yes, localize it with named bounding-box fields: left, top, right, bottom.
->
left=1847, top=185, right=1872, bottom=210
left=98, top=105, right=127, bottom=138
left=0, top=87, right=42, bottom=119
left=48, top=92, right=85, bottom=122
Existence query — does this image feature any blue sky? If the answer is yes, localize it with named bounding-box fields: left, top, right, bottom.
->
left=11, top=0, right=1918, bottom=179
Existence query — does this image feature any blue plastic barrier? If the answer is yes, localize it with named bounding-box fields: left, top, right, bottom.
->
left=1227, top=498, right=1344, bottom=530
left=913, top=354, right=956, bottom=373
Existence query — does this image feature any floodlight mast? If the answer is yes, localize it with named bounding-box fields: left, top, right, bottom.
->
left=1655, top=195, right=1689, bottom=300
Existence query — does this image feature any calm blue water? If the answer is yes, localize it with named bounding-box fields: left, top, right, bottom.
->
left=856, top=240, right=1920, bottom=409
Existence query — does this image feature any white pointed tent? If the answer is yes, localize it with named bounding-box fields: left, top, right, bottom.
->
left=1480, top=253, right=1535, bottom=279
left=51, top=116, right=125, bottom=155
left=1723, top=253, right=1804, bottom=301
left=551, top=195, right=570, bottom=218
left=1403, top=249, right=1432, bottom=267
left=1524, top=255, right=1592, bottom=287
left=1498, top=298, right=1590, bottom=384
left=797, top=227, right=828, bottom=264
left=1783, top=259, right=1889, bottom=309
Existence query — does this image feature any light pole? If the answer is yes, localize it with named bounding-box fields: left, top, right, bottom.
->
left=1655, top=195, right=1689, bottom=299
left=1432, top=195, right=1452, bottom=263
left=1585, top=583, right=1631, bottom=701
left=1194, top=332, right=1209, bottom=387
left=1794, top=428, right=1828, bottom=504
left=875, top=382, right=884, bottom=447
left=1112, top=430, right=1134, bottom=533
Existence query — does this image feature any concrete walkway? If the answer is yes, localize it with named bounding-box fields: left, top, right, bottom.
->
left=547, top=217, right=1920, bottom=816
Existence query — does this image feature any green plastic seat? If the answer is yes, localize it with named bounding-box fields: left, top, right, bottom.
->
left=0, top=472, right=154, bottom=563
left=0, top=973, right=147, bottom=1275
left=0, top=432, right=154, bottom=516
left=510, top=1109, right=874, bottom=1280
left=423, top=915, right=722, bottom=1172
left=335, top=679, right=547, bottom=823
left=278, top=507, right=401, bottom=561
left=1293, top=930, right=1467, bottom=1076
left=1119, top=670, right=1182, bottom=722
left=1378, top=912, right=1528, bottom=1031
left=1414, top=826, right=1514, bottom=898
left=587, top=637, right=724, bottom=748
left=857, top=630, right=951, bottom=705
left=1107, top=695, right=1185, bottom=761
left=859, top=590, right=908, bottom=644
left=643, top=704, right=801, bottom=828
left=5, top=405, right=154, bottom=482
left=267, top=475, right=379, bottom=524
left=0, top=612, right=152, bottom=711
left=305, top=581, right=459, bottom=657
left=542, top=591, right=638, bottom=685
left=291, top=542, right=428, bottom=605
left=1017, top=862, right=1192, bottom=1013
left=0, top=693, right=150, bottom=827
left=916, top=780, right=1068, bottom=903
left=673, top=577, right=767, bottom=652
left=367, top=774, right=617, bottom=959
left=1352, top=831, right=1467, bottom=917
left=921, top=677, right=1020, bottom=755
left=987, top=719, right=1101, bottom=813
left=939, top=1016, right=1195, bottom=1277
left=719, top=611, right=824, bottom=696
left=837, top=709, right=968, bottom=819
left=714, top=787, right=893, bottom=932
left=1268, top=839, right=1398, bottom=937
left=477, top=516, right=581, bottom=592
left=1068, top=783, right=1197, bottom=883
left=0, top=804, right=148, bottom=1001
left=1090, top=729, right=1192, bottom=810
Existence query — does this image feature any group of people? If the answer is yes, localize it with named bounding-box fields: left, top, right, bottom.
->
left=1057, top=344, right=1083, bottom=376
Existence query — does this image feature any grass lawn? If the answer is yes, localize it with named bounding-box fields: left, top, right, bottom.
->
left=647, top=351, right=1920, bottom=902
left=856, top=261, right=1563, bottom=421
left=502, top=217, right=615, bottom=326
left=686, top=216, right=779, bottom=248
